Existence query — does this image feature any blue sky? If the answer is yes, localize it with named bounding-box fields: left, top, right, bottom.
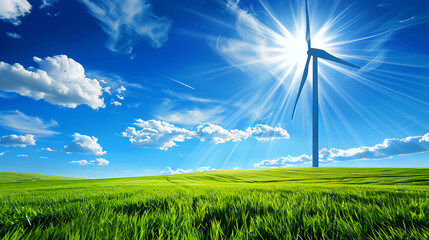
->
left=0, top=0, right=428, bottom=178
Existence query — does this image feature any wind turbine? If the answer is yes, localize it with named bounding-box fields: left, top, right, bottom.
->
left=292, top=0, right=361, bottom=167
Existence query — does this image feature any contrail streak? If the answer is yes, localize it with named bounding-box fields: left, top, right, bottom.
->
left=157, top=72, right=195, bottom=90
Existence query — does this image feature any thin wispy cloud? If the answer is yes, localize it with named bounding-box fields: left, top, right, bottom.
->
left=399, top=16, right=416, bottom=24
left=162, top=89, right=215, bottom=103
left=156, top=106, right=225, bottom=125
left=79, top=0, right=172, bottom=54
left=155, top=98, right=224, bottom=125
left=40, top=0, right=58, bottom=9
left=0, top=110, right=59, bottom=136
left=6, top=32, right=21, bottom=39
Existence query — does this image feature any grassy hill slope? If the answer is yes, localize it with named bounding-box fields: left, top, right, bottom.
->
left=0, top=168, right=428, bottom=239
left=118, top=167, right=429, bottom=185
left=0, top=172, right=82, bottom=183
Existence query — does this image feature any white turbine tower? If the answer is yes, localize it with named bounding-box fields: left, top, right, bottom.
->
left=292, top=0, right=361, bottom=167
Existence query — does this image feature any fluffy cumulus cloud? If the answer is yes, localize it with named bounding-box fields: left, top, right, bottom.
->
left=69, top=158, right=109, bottom=166
left=160, top=166, right=216, bottom=175
left=0, top=55, right=105, bottom=109
left=254, top=133, right=429, bottom=167
left=0, top=134, right=35, bottom=147
left=246, top=124, right=290, bottom=141
left=123, top=119, right=290, bottom=150
left=0, top=0, right=32, bottom=25
left=122, top=119, right=195, bottom=150
left=79, top=0, right=172, bottom=54
left=0, top=110, right=58, bottom=136
left=64, top=133, right=106, bottom=155
left=197, top=123, right=248, bottom=144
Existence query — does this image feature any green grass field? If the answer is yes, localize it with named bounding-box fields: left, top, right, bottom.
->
left=0, top=168, right=428, bottom=239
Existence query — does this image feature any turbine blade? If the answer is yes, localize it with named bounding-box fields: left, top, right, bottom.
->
left=305, top=0, right=311, bottom=49
left=314, top=50, right=360, bottom=69
left=292, top=55, right=311, bottom=119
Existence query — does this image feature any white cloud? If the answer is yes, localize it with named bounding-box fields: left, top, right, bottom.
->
left=103, top=86, right=111, bottom=94
left=116, top=94, right=124, bottom=100
left=246, top=124, right=290, bottom=141
left=254, top=155, right=310, bottom=168
left=160, top=167, right=193, bottom=175
left=122, top=119, right=195, bottom=150
left=157, top=107, right=225, bottom=125
left=17, top=154, right=28, bottom=157
left=216, top=0, right=285, bottom=78
left=116, top=86, right=126, bottom=93
left=87, top=71, right=143, bottom=91
left=162, top=89, right=215, bottom=103
left=399, top=16, right=416, bottom=24
left=0, top=0, right=31, bottom=25
left=39, top=156, right=48, bottom=159
left=39, top=147, right=55, bottom=152
left=196, top=166, right=216, bottom=172
left=197, top=123, right=248, bottom=144
left=319, top=133, right=429, bottom=162
left=64, top=133, right=106, bottom=155
left=40, top=0, right=58, bottom=9
left=93, top=158, right=109, bottom=165
left=69, top=158, right=109, bottom=166
left=0, top=152, right=4, bottom=156
left=0, top=134, right=35, bottom=147
left=78, top=0, right=172, bottom=54
left=160, top=166, right=216, bottom=175
left=111, top=100, right=122, bottom=106
left=123, top=119, right=290, bottom=149
left=69, top=160, right=90, bottom=165
left=254, top=133, right=429, bottom=167
left=6, top=32, right=21, bottom=39
left=376, top=2, right=390, bottom=8
left=0, top=55, right=105, bottom=109
left=46, top=12, right=60, bottom=17
left=233, top=167, right=240, bottom=170
left=0, top=110, right=58, bottom=136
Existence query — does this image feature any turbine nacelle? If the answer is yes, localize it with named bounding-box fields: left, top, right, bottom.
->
left=307, top=48, right=361, bottom=69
